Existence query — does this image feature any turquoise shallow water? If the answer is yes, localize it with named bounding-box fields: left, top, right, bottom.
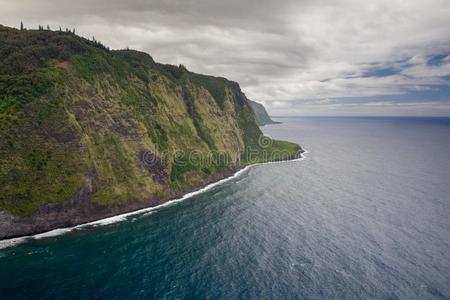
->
left=1, top=117, right=450, bottom=299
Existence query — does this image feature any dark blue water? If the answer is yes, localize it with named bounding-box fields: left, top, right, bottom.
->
left=1, top=117, right=450, bottom=299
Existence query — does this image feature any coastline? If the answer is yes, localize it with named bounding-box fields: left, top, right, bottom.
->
left=0, top=150, right=307, bottom=249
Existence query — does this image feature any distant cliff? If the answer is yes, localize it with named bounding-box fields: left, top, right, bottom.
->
left=0, top=25, right=302, bottom=238
left=249, top=100, right=280, bottom=126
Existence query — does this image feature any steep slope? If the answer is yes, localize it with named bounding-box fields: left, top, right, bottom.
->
left=249, top=100, right=280, bottom=126
left=0, top=25, right=302, bottom=238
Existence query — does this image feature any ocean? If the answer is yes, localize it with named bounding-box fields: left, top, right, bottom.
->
left=1, top=117, right=449, bottom=299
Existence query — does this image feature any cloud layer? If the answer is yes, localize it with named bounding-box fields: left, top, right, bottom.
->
left=2, top=0, right=450, bottom=115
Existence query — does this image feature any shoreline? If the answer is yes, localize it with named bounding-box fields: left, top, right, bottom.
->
left=0, top=150, right=307, bottom=250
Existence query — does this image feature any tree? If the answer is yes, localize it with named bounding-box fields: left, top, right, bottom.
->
left=59, top=26, right=62, bottom=32
left=47, top=25, right=50, bottom=30
left=72, top=28, right=75, bottom=34
left=20, top=21, right=24, bottom=30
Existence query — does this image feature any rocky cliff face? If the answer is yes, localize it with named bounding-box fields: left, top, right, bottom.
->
left=249, top=100, right=280, bottom=126
left=0, top=25, right=301, bottom=238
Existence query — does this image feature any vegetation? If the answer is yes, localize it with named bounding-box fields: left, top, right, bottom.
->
left=0, top=24, right=301, bottom=216
left=249, top=99, right=280, bottom=126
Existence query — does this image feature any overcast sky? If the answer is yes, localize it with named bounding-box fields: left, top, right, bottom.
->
left=2, top=0, right=450, bottom=116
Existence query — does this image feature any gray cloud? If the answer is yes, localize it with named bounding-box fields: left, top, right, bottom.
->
left=2, top=0, right=450, bottom=115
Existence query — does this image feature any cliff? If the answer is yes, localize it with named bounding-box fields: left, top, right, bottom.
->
left=0, top=25, right=301, bottom=239
left=249, top=100, right=280, bottom=126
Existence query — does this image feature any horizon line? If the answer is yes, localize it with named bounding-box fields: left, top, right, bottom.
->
left=270, top=115, right=450, bottom=118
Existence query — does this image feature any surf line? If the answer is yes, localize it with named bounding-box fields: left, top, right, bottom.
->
left=0, top=150, right=308, bottom=249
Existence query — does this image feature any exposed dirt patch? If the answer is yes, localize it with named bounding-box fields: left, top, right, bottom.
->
left=139, top=150, right=168, bottom=184
left=85, top=86, right=96, bottom=96
left=56, top=61, right=71, bottom=70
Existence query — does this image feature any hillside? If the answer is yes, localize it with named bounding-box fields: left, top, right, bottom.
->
left=249, top=100, right=281, bottom=126
left=0, top=25, right=302, bottom=239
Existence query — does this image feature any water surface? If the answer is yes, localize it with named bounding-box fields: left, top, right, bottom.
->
left=1, top=117, right=449, bottom=299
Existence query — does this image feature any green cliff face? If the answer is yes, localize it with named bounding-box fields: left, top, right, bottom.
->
left=248, top=100, right=280, bottom=126
left=0, top=25, right=301, bottom=219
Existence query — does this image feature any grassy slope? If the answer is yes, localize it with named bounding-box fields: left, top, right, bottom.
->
left=0, top=25, right=301, bottom=216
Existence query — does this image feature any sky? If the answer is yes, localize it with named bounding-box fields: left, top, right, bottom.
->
left=1, top=0, right=450, bottom=116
